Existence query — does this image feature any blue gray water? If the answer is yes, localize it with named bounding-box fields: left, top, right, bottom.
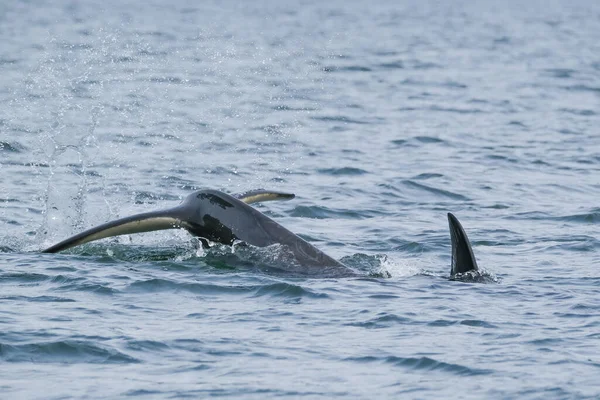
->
left=1, top=0, right=600, bottom=398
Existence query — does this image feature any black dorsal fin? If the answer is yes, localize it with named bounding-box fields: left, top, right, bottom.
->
left=447, top=213, right=479, bottom=275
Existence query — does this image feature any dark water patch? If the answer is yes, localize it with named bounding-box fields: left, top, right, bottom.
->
left=0, top=141, right=26, bottom=153
left=571, top=303, right=598, bottom=311
left=0, top=58, right=19, bottom=65
left=289, top=205, right=370, bottom=219
left=74, top=243, right=203, bottom=264
left=559, top=108, right=596, bottom=116
left=50, top=276, right=117, bottom=295
left=126, top=340, right=170, bottom=352
left=401, top=78, right=467, bottom=89
left=403, top=60, right=440, bottom=70
left=392, top=240, right=426, bottom=253
left=377, top=60, right=404, bottom=69
left=390, top=136, right=445, bottom=147
left=341, top=149, right=364, bottom=154
left=428, top=319, right=457, bottom=327
left=0, top=272, right=50, bottom=284
left=251, top=282, right=329, bottom=299
left=345, top=313, right=411, bottom=329
left=346, top=355, right=492, bottom=376
left=483, top=203, right=510, bottom=209
left=390, top=139, right=409, bottom=146
left=460, top=320, right=497, bottom=328
left=553, top=312, right=598, bottom=319
left=508, top=120, right=528, bottom=128
left=565, top=84, right=600, bottom=93
left=413, top=136, right=444, bottom=144
left=0, top=295, right=75, bottom=303
left=556, top=210, right=600, bottom=224
left=485, top=154, right=519, bottom=163
left=531, top=159, right=551, bottom=166
left=411, top=173, right=443, bottom=180
left=429, top=105, right=483, bottom=114
left=558, top=128, right=582, bottom=135
left=317, top=167, right=368, bottom=176
left=402, top=180, right=469, bottom=201
left=126, top=278, right=253, bottom=295
left=310, top=115, right=370, bottom=124
left=0, top=340, right=139, bottom=363
left=528, top=338, right=564, bottom=346
left=542, top=68, right=576, bottom=79
left=512, top=210, right=600, bottom=224
left=323, top=65, right=372, bottom=72
left=124, top=389, right=164, bottom=397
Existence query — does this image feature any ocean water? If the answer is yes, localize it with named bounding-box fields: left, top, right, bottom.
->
left=1, top=0, right=600, bottom=398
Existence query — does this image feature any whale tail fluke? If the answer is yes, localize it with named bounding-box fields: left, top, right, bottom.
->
left=42, top=189, right=296, bottom=254
left=234, top=189, right=295, bottom=204
left=41, top=208, right=185, bottom=253
left=447, top=213, right=478, bottom=275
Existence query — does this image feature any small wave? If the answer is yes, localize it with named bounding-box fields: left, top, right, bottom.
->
left=289, top=205, right=367, bottom=219
left=510, top=210, right=600, bottom=224
left=400, top=78, right=467, bottom=89
left=377, top=60, right=404, bottom=69
left=0, top=295, right=75, bottom=303
left=390, top=136, right=445, bottom=147
left=126, top=340, right=170, bottom=352
left=251, top=282, right=329, bottom=299
left=555, top=210, right=600, bottom=224
left=49, top=274, right=117, bottom=295
left=402, top=180, right=469, bottom=201
left=345, top=355, right=492, bottom=376
left=460, top=319, right=497, bottom=328
left=0, top=272, right=50, bottom=284
left=0, top=340, right=139, bottom=364
left=429, top=105, right=483, bottom=114
left=126, top=278, right=252, bottom=295
left=322, top=65, right=372, bottom=72
left=317, top=167, right=368, bottom=175
left=559, top=108, right=596, bottom=116
left=411, top=173, right=444, bottom=180
left=345, top=313, right=411, bottom=329
left=566, top=84, right=600, bottom=93
left=124, top=389, right=164, bottom=397
left=310, top=115, right=370, bottom=124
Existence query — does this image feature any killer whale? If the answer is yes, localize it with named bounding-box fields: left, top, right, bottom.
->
left=42, top=189, right=479, bottom=276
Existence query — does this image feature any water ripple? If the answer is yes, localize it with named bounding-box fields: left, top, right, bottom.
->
left=0, top=341, right=139, bottom=364
left=345, top=356, right=493, bottom=376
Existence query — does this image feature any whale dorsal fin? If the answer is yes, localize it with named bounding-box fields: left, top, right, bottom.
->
left=234, top=189, right=295, bottom=204
left=447, top=213, right=479, bottom=275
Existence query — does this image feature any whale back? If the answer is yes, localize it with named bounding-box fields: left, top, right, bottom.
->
left=180, top=190, right=347, bottom=269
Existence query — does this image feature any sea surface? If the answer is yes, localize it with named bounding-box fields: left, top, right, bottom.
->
left=1, top=0, right=600, bottom=398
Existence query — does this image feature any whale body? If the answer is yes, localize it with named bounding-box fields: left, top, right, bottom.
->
left=43, top=189, right=479, bottom=276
